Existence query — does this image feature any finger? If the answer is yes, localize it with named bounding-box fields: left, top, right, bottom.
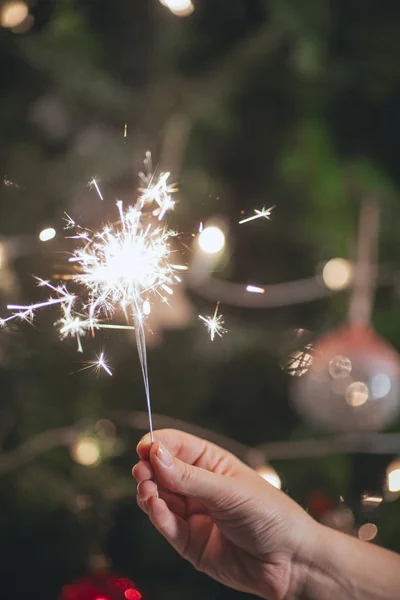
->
left=137, top=479, right=158, bottom=501
left=149, top=441, right=241, bottom=510
left=147, top=496, right=189, bottom=558
left=137, top=479, right=188, bottom=518
left=137, top=429, right=242, bottom=474
left=132, top=460, right=154, bottom=482
left=136, top=495, right=149, bottom=515
left=158, top=491, right=187, bottom=518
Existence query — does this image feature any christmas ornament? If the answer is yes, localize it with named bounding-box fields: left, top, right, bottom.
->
left=292, top=324, right=400, bottom=432
left=60, top=570, right=142, bottom=600
left=291, top=202, right=400, bottom=432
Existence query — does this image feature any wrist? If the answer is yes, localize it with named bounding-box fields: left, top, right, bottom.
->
left=289, top=521, right=400, bottom=600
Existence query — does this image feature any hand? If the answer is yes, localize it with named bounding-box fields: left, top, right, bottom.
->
left=132, top=429, right=320, bottom=600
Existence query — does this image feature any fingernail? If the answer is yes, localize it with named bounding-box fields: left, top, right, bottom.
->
left=156, top=442, right=172, bottom=466
left=136, top=433, right=151, bottom=454
left=137, top=481, right=143, bottom=497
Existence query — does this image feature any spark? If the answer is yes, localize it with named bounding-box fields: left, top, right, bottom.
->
left=124, top=122, right=128, bottom=139
left=199, top=302, right=227, bottom=341
left=246, top=285, right=265, bottom=294
left=63, top=213, right=76, bottom=230
left=239, top=205, right=275, bottom=224
left=138, top=152, right=177, bottom=221
left=78, top=352, right=113, bottom=376
left=89, top=177, right=104, bottom=201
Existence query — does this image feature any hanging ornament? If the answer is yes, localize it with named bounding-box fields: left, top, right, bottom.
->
left=60, top=570, right=142, bottom=600
left=291, top=202, right=400, bottom=432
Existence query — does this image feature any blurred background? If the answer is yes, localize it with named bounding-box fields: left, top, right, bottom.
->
left=1, top=0, right=400, bottom=598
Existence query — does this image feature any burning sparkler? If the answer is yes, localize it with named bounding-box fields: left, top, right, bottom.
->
left=239, top=205, right=275, bottom=224
left=199, top=302, right=227, bottom=341
left=1, top=154, right=185, bottom=441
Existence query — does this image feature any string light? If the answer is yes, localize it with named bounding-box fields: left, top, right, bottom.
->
left=386, top=459, right=400, bottom=493
left=0, top=1, right=28, bottom=28
left=160, top=0, right=194, bottom=17
left=39, top=227, right=56, bottom=242
left=70, top=436, right=101, bottom=467
left=246, top=285, right=265, bottom=294
left=322, top=258, right=353, bottom=291
left=358, top=523, right=378, bottom=542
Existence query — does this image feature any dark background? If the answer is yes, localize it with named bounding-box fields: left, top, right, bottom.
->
left=1, top=1, right=400, bottom=598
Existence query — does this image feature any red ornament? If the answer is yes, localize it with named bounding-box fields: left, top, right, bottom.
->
left=61, top=571, right=142, bottom=600
left=307, top=491, right=335, bottom=518
left=292, top=324, right=400, bottom=432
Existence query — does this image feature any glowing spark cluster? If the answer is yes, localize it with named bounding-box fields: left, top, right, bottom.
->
left=138, top=151, right=178, bottom=221
left=239, top=205, right=275, bottom=224
left=199, top=302, right=227, bottom=341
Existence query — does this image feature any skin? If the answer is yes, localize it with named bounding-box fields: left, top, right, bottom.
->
left=132, top=429, right=400, bottom=600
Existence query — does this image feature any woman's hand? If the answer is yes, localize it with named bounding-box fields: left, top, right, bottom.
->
left=132, top=429, right=320, bottom=600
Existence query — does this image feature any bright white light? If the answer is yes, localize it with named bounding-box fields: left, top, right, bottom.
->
left=70, top=437, right=100, bottom=467
left=387, top=463, right=400, bottom=492
left=345, top=381, right=369, bottom=407
left=161, top=0, right=194, bottom=16
left=322, top=258, right=353, bottom=291
left=371, top=373, right=391, bottom=399
left=246, top=285, right=265, bottom=294
left=198, top=226, right=225, bottom=255
left=39, top=227, right=56, bottom=242
left=256, top=465, right=281, bottom=489
left=1, top=1, right=28, bottom=28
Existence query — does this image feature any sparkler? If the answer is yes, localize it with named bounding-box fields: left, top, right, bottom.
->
left=199, top=302, right=227, bottom=341
left=239, top=205, right=275, bottom=224
left=1, top=155, right=185, bottom=441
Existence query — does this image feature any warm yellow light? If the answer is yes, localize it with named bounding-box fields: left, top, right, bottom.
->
left=198, top=226, right=225, bottom=254
left=1, top=1, right=28, bottom=28
left=345, top=381, right=369, bottom=407
left=39, top=227, right=56, bottom=242
left=387, top=464, right=400, bottom=493
left=256, top=465, right=281, bottom=489
left=71, top=437, right=100, bottom=467
left=358, top=523, right=378, bottom=542
left=322, top=258, right=353, bottom=291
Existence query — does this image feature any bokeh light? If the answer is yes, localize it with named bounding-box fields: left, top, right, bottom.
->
left=256, top=465, right=281, bottom=489
left=198, top=225, right=225, bottom=254
left=358, top=523, right=378, bottom=542
left=0, top=1, right=28, bottom=28
left=345, top=381, right=369, bottom=407
left=39, top=227, right=56, bottom=242
left=387, top=460, right=400, bottom=493
left=70, top=436, right=100, bottom=467
left=322, top=258, right=353, bottom=291
left=124, top=590, right=142, bottom=600
left=160, top=0, right=195, bottom=17
left=329, top=355, right=352, bottom=379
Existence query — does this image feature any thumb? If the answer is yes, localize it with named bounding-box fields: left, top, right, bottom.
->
left=150, top=441, right=236, bottom=510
